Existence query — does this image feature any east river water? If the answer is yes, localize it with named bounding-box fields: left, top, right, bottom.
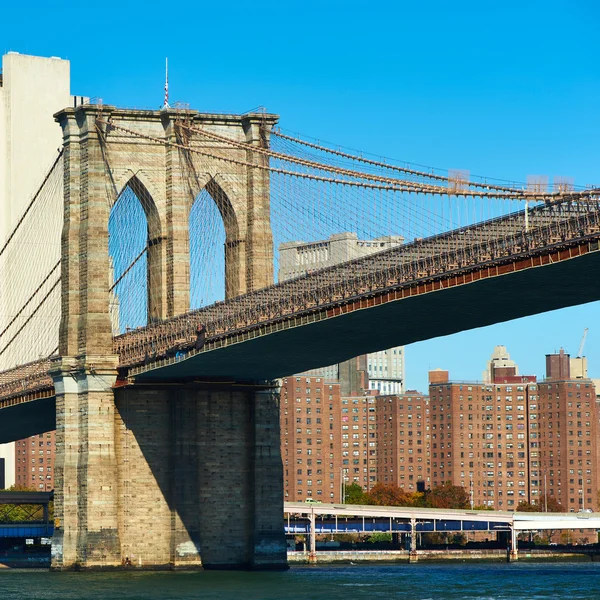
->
left=1, top=563, right=600, bottom=600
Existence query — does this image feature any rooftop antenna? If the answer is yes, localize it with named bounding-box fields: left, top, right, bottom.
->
left=163, top=57, right=170, bottom=109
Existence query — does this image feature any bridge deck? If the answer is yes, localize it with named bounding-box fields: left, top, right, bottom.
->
left=1, top=196, right=600, bottom=444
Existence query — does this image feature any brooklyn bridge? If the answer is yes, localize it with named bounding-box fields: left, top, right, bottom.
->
left=0, top=103, right=599, bottom=570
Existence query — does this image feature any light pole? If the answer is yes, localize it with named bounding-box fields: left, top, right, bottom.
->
left=544, top=473, right=548, bottom=512
left=339, top=468, right=346, bottom=503
left=580, top=489, right=584, bottom=512
left=470, top=473, right=474, bottom=510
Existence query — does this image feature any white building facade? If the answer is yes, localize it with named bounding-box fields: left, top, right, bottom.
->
left=279, top=233, right=405, bottom=393
left=0, top=53, right=84, bottom=487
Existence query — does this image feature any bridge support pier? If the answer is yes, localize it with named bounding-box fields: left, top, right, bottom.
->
left=408, top=518, right=419, bottom=563
left=508, top=527, right=518, bottom=562
left=51, top=371, right=287, bottom=570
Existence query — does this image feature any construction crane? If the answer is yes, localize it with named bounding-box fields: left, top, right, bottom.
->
left=577, top=328, right=589, bottom=358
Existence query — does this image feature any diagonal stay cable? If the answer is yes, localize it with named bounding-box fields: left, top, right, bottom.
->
left=0, top=277, right=61, bottom=359
left=109, top=244, right=149, bottom=293
left=0, top=260, right=61, bottom=340
left=0, top=151, right=63, bottom=259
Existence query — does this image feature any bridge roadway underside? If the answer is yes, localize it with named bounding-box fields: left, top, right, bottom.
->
left=2, top=247, right=600, bottom=445
left=0, top=395, right=55, bottom=444
left=137, top=245, right=600, bottom=383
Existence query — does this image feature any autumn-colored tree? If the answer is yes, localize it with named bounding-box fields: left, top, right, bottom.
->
left=516, top=501, right=537, bottom=512
left=365, top=483, right=413, bottom=507
left=425, top=481, right=469, bottom=509
left=408, top=491, right=426, bottom=507
left=517, top=498, right=565, bottom=513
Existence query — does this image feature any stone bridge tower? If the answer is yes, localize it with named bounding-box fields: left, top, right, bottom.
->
left=50, top=106, right=286, bottom=570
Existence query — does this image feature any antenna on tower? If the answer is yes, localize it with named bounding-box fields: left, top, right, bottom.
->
left=163, top=58, right=170, bottom=109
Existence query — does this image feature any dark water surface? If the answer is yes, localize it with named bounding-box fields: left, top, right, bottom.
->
left=1, top=563, right=599, bottom=600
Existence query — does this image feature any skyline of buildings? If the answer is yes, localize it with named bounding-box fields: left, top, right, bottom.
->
left=282, top=344, right=600, bottom=513
left=3, top=340, right=598, bottom=521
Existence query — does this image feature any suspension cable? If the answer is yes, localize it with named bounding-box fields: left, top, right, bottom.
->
left=0, top=278, right=61, bottom=359
left=0, top=151, right=63, bottom=259
left=0, top=261, right=60, bottom=340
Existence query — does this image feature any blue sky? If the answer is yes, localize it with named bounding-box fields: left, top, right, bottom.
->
left=3, top=0, right=600, bottom=391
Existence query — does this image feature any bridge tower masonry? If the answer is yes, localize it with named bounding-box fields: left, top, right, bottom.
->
left=49, top=105, right=286, bottom=570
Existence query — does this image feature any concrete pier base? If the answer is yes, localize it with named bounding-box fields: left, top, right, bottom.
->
left=51, top=375, right=287, bottom=570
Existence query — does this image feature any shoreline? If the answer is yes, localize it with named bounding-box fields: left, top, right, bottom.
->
left=288, top=549, right=599, bottom=564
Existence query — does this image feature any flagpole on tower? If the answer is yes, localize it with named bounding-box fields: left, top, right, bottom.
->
left=163, top=57, right=170, bottom=109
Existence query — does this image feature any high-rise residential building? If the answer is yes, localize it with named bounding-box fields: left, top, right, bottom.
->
left=279, top=233, right=405, bottom=394
left=428, top=346, right=599, bottom=511
left=375, top=391, right=430, bottom=492
left=429, top=369, right=536, bottom=509
left=536, top=349, right=598, bottom=512
left=281, top=375, right=343, bottom=502
left=14, top=431, right=55, bottom=491
left=280, top=364, right=379, bottom=502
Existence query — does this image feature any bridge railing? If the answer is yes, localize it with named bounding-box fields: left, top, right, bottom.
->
left=114, top=195, right=600, bottom=370
left=0, top=358, right=54, bottom=403
left=2, top=194, right=600, bottom=389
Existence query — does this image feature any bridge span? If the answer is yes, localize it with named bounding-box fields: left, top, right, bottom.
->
left=2, top=203, right=600, bottom=443
left=1, top=104, right=600, bottom=571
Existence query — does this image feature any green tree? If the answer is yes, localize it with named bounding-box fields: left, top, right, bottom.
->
left=345, top=483, right=367, bottom=504
left=408, top=491, right=426, bottom=507
left=425, top=482, right=470, bottom=509
left=367, top=532, right=392, bottom=543
left=0, top=485, right=50, bottom=523
left=516, top=500, right=538, bottom=512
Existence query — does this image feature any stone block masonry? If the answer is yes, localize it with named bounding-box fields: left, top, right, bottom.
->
left=48, top=104, right=286, bottom=570
left=51, top=376, right=287, bottom=570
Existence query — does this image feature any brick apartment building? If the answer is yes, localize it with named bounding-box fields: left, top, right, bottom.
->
left=281, top=374, right=343, bottom=502
left=428, top=369, right=537, bottom=509
left=281, top=355, right=384, bottom=502
left=14, top=431, right=55, bottom=491
left=282, top=345, right=599, bottom=514
left=375, top=391, right=430, bottom=491
left=536, top=350, right=598, bottom=512
left=428, top=347, right=598, bottom=511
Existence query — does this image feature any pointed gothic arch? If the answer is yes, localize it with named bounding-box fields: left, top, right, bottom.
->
left=109, top=175, right=164, bottom=331
left=189, top=177, right=242, bottom=303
